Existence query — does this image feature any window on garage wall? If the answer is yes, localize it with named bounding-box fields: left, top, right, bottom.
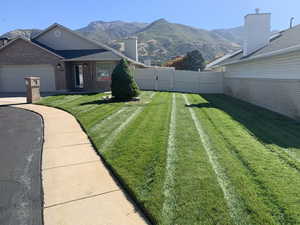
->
left=96, top=62, right=113, bottom=81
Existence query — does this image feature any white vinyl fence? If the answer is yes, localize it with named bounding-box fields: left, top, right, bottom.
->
left=134, top=67, right=223, bottom=93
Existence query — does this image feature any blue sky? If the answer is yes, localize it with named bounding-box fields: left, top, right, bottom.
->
left=1, top=0, right=299, bottom=34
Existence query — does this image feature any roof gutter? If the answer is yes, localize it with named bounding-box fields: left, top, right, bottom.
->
left=220, top=43, right=300, bottom=66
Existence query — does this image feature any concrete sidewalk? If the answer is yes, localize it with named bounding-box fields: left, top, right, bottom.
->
left=0, top=97, right=26, bottom=106
left=15, top=104, right=149, bottom=225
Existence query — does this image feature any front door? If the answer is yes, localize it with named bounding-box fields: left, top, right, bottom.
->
left=74, top=64, right=84, bottom=88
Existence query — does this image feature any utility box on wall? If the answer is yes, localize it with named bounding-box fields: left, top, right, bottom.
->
left=24, top=77, right=41, bottom=103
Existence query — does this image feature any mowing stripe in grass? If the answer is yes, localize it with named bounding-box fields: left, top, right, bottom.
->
left=162, top=93, right=177, bottom=225
left=200, top=105, right=290, bottom=224
left=90, top=106, right=138, bottom=144
left=171, top=93, right=233, bottom=225
left=209, top=95, right=300, bottom=166
left=89, top=107, right=127, bottom=133
left=149, top=91, right=156, bottom=98
left=99, top=92, right=157, bottom=153
left=102, top=92, right=172, bottom=224
left=89, top=92, right=155, bottom=143
left=183, top=94, right=248, bottom=225
left=80, top=92, right=151, bottom=130
left=190, top=94, right=300, bottom=224
left=50, top=95, right=83, bottom=106
left=84, top=105, right=125, bottom=130
left=79, top=91, right=148, bottom=117
left=75, top=104, right=100, bottom=115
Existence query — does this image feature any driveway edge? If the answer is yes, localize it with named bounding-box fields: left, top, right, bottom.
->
left=13, top=105, right=45, bottom=225
left=15, top=103, right=150, bottom=225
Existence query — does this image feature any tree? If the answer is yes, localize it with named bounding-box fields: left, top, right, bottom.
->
left=182, top=50, right=205, bottom=71
left=163, top=50, right=206, bottom=71
left=163, top=56, right=185, bottom=70
left=111, top=59, right=140, bottom=99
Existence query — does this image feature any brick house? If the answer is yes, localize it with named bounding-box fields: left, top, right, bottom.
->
left=0, top=23, right=145, bottom=93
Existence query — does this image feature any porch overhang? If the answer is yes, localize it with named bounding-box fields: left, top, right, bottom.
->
left=62, top=51, right=122, bottom=62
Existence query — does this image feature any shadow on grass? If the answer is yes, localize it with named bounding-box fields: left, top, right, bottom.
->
left=58, top=92, right=102, bottom=97
left=80, top=97, right=140, bottom=106
left=186, top=94, right=300, bottom=149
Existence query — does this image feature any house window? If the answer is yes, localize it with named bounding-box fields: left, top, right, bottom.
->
left=96, top=63, right=112, bottom=81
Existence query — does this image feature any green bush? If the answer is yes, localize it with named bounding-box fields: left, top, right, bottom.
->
left=111, top=59, right=140, bottom=99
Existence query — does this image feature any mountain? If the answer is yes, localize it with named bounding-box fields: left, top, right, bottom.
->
left=212, top=26, right=244, bottom=45
left=134, top=19, right=240, bottom=64
left=1, top=20, right=244, bottom=64
left=1, top=29, right=41, bottom=39
left=77, top=20, right=148, bottom=43
left=75, top=19, right=240, bottom=64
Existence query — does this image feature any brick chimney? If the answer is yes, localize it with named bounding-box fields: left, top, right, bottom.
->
left=124, top=37, right=138, bottom=62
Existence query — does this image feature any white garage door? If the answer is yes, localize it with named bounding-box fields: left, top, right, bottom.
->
left=0, top=65, right=56, bottom=92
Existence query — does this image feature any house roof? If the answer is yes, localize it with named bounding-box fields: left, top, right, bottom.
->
left=31, top=23, right=147, bottom=67
left=208, top=24, right=300, bottom=67
left=0, top=37, right=63, bottom=59
left=31, top=39, right=109, bottom=59
left=205, top=50, right=242, bottom=69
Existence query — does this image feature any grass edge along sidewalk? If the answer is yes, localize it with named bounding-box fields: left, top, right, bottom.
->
left=37, top=91, right=157, bottom=224
left=103, top=92, right=172, bottom=224
left=38, top=92, right=300, bottom=225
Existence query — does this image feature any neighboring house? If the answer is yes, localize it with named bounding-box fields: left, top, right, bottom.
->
left=0, top=23, right=145, bottom=93
left=208, top=10, right=300, bottom=120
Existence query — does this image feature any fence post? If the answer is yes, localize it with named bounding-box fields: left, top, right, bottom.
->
left=220, top=72, right=223, bottom=93
left=154, top=69, right=158, bottom=91
left=198, top=71, right=201, bottom=93
left=172, top=69, right=175, bottom=91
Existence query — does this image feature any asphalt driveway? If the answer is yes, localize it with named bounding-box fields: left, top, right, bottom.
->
left=0, top=106, right=43, bottom=225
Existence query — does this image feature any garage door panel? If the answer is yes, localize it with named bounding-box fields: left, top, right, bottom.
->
left=0, top=65, right=56, bottom=92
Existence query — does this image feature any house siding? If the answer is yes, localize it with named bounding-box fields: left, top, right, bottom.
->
left=224, top=51, right=300, bottom=79
left=34, top=27, right=99, bottom=50
left=224, top=51, right=300, bottom=120
left=0, top=39, right=66, bottom=90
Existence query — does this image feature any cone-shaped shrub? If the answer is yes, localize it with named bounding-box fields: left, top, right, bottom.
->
left=111, top=59, right=140, bottom=99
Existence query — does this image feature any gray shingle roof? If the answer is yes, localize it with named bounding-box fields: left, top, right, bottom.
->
left=30, top=23, right=147, bottom=67
left=214, top=24, right=300, bottom=66
left=32, top=40, right=110, bottom=59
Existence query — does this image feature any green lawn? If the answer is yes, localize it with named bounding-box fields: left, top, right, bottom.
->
left=38, top=92, right=300, bottom=225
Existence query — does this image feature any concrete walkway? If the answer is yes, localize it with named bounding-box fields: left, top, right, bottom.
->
left=15, top=104, right=149, bottom=225
left=0, top=96, right=26, bottom=106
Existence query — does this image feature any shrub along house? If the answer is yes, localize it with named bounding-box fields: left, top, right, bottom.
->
left=0, top=23, right=145, bottom=93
